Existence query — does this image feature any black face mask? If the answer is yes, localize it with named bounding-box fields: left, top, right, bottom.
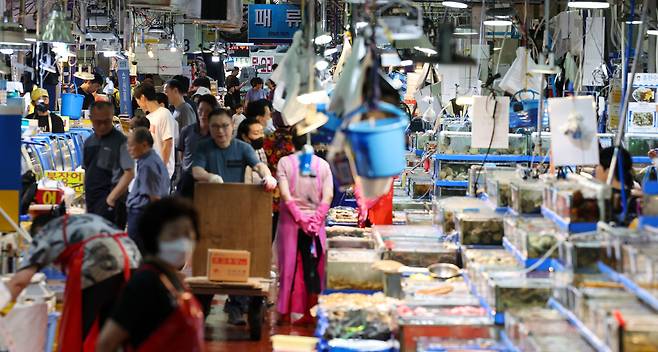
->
left=250, top=137, right=264, bottom=150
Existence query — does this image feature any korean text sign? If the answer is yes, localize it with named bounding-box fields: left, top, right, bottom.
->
left=248, top=4, right=301, bottom=44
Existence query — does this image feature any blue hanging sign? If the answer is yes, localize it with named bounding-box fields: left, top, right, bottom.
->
left=248, top=4, right=301, bottom=44
left=117, top=60, right=132, bottom=117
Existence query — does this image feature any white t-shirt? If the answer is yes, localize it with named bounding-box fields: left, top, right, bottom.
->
left=147, top=107, right=176, bottom=178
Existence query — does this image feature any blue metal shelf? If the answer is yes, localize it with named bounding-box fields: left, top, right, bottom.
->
left=462, top=272, right=504, bottom=325
left=499, top=330, right=520, bottom=352
left=433, top=154, right=528, bottom=163
left=435, top=180, right=469, bottom=188
left=541, top=206, right=597, bottom=233
left=633, top=156, right=652, bottom=164
left=597, top=261, right=658, bottom=312
left=547, top=298, right=611, bottom=352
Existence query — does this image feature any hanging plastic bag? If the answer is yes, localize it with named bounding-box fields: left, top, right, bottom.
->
left=499, top=47, right=545, bottom=100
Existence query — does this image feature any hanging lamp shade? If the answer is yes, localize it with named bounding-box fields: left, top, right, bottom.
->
left=40, top=7, right=75, bottom=44
left=0, top=19, right=30, bottom=50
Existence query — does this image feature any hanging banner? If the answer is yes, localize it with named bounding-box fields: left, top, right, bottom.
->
left=117, top=60, right=132, bottom=117
left=248, top=4, right=301, bottom=44
left=627, top=73, right=658, bottom=133
left=249, top=53, right=285, bottom=74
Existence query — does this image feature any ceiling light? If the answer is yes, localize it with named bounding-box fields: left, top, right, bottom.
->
left=414, top=46, right=437, bottom=55
left=40, top=6, right=75, bottom=44
left=454, top=26, right=478, bottom=36
left=356, top=22, right=369, bottom=30
left=399, top=59, right=413, bottom=66
left=314, top=33, right=332, bottom=46
left=648, top=29, right=658, bottom=35
left=484, top=19, right=513, bottom=26
left=0, top=49, right=13, bottom=55
left=442, top=1, right=467, bottom=9
left=625, top=18, right=642, bottom=25
left=567, top=0, right=610, bottom=8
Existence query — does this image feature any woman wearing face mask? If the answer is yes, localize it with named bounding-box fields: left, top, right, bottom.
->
left=237, top=118, right=266, bottom=184
left=96, top=197, right=204, bottom=352
left=275, top=131, right=333, bottom=324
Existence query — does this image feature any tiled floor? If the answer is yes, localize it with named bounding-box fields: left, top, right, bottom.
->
left=204, top=298, right=314, bottom=352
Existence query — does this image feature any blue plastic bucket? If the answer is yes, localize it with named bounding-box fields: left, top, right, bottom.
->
left=61, top=93, right=85, bottom=119
left=346, top=116, right=408, bottom=178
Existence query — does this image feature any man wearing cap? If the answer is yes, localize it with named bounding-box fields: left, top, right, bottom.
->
left=78, top=73, right=105, bottom=110
left=25, top=88, right=65, bottom=133
left=191, top=87, right=212, bottom=105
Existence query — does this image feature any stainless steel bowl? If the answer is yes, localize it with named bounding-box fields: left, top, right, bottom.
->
left=428, top=263, right=462, bottom=280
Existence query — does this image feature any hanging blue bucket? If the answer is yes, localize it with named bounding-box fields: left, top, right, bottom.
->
left=61, top=89, right=85, bottom=120
left=345, top=102, right=408, bottom=178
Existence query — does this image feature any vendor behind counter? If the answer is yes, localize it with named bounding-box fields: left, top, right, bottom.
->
left=25, top=88, right=64, bottom=133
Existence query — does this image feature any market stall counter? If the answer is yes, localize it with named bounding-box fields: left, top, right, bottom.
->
left=185, top=277, right=271, bottom=341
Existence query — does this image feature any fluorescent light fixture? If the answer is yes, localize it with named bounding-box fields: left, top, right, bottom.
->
left=148, top=26, right=165, bottom=34
left=442, top=1, right=467, bottom=8
left=567, top=1, right=609, bottom=8
left=315, top=59, right=329, bottom=71
left=484, top=19, right=513, bottom=26
left=0, top=49, right=13, bottom=55
left=454, top=26, right=478, bottom=36
left=314, top=33, right=332, bottom=45
left=414, top=46, right=437, bottom=55
left=102, top=51, right=117, bottom=57
left=625, top=19, right=642, bottom=25
left=356, top=21, right=368, bottom=30
left=648, top=29, right=658, bottom=35
left=399, top=59, right=413, bottom=66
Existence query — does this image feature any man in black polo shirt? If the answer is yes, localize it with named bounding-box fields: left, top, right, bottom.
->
left=83, top=101, right=134, bottom=228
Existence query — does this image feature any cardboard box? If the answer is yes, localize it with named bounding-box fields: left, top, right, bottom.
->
left=207, top=249, right=250, bottom=282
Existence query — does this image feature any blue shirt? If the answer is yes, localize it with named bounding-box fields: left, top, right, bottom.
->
left=244, top=88, right=268, bottom=103
left=127, top=150, right=170, bottom=209
left=192, top=139, right=260, bottom=183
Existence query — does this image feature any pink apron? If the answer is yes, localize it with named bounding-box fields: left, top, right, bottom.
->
left=276, top=154, right=328, bottom=315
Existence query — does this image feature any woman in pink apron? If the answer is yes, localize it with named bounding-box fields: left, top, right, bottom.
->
left=275, top=134, right=333, bottom=324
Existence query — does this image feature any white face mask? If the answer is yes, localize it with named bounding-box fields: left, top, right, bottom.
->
left=158, top=238, right=195, bottom=268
